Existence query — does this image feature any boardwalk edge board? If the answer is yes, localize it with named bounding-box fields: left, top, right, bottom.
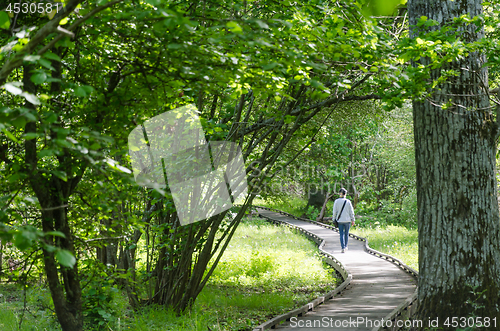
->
left=249, top=205, right=419, bottom=331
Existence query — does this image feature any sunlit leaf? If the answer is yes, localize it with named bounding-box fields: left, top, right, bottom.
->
left=3, top=82, right=22, bottom=95
left=0, top=11, right=10, bottom=30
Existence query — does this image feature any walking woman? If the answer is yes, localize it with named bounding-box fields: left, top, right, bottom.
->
left=332, top=188, right=355, bottom=253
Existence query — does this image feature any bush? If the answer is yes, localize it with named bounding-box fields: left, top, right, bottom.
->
left=305, top=205, right=319, bottom=220
left=355, top=189, right=417, bottom=229
left=82, top=275, right=122, bottom=330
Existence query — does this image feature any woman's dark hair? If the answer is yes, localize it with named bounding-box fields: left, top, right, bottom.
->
left=339, top=188, right=347, bottom=195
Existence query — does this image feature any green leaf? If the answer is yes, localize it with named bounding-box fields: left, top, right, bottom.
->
left=54, top=139, right=73, bottom=148
left=13, top=227, right=39, bottom=251
left=144, top=0, right=161, bottom=5
left=55, top=36, right=74, bottom=49
left=51, top=170, right=68, bottom=181
left=13, top=234, right=31, bottom=250
left=74, top=86, right=87, bottom=97
left=20, top=108, right=37, bottom=121
left=263, top=62, right=278, bottom=70
left=38, top=58, right=55, bottom=70
left=31, top=72, right=47, bottom=85
left=74, top=85, right=94, bottom=97
left=45, top=231, right=66, bottom=238
left=45, top=112, right=58, bottom=123
left=45, top=77, right=61, bottom=83
left=7, top=173, right=21, bottom=183
left=153, top=20, right=165, bottom=31
left=2, top=128, right=18, bottom=142
left=254, top=19, right=269, bottom=29
left=0, top=106, right=11, bottom=114
left=284, top=115, right=296, bottom=124
left=0, top=11, right=10, bottom=30
left=310, top=79, right=326, bottom=90
left=43, top=52, right=61, bottom=61
left=11, top=116, right=26, bottom=128
left=226, top=21, right=243, bottom=33
left=38, top=149, right=55, bottom=158
left=361, top=0, right=404, bottom=17
left=56, top=250, right=76, bottom=268
left=44, top=244, right=57, bottom=253
left=22, top=132, right=39, bottom=140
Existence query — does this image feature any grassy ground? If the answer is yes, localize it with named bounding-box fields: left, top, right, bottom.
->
left=252, top=196, right=309, bottom=217
left=350, top=225, right=418, bottom=271
left=0, top=196, right=418, bottom=330
left=0, top=284, right=60, bottom=331
left=0, top=217, right=340, bottom=331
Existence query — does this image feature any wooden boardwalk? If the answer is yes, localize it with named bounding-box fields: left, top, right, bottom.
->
left=256, top=208, right=417, bottom=331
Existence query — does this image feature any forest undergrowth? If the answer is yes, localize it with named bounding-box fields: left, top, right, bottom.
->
left=0, top=217, right=340, bottom=331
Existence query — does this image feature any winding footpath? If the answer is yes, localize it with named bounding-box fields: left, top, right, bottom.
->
left=255, top=208, right=417, bottom=331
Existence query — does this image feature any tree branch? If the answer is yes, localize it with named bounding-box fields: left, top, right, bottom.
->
left=37, top=0, right=125, bottom=56
left=0, top=0, right=125, bottom=85
left=0, top=0, right=85, bottom=85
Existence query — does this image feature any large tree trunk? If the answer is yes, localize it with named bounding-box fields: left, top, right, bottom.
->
left=408, top=0, right=500, bottom=326
left=24, top=62, right=84, bottom=331
left=306, top=184, right=326, bottom=210
left=40, top=203, right=83, bottom=331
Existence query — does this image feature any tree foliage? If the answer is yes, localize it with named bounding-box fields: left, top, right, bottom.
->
left=2, top=0, right=500, bottom=329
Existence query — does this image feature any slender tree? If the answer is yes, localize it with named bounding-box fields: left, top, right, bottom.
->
left=408, top=0, right=500, bottom=325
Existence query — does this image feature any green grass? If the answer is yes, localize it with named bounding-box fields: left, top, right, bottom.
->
left=147, top=217, right=340, bottom=331
left=0, top=284, right=61, bottom=331
left=253, top=196, right=308, bottom=218
left=350, top=225, right=418, bottom=271
left=0, top=217, right=340, bottom=331
left=121, top=217, right=340, bottom=330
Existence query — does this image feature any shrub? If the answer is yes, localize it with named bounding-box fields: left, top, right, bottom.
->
left=82, top=277, right=120, bottom=330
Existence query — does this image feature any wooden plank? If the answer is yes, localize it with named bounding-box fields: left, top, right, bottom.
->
left=253, top=207, right=417, bottom=331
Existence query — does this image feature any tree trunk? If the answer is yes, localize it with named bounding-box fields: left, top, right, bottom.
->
left=0, top=240, right=3, bottom=277
left=151, top=199, right=252, bottom=313
left=31, top=171, right=84, bottom=331
left=24, top=62, right=84, bottom=331
left=317, top=192, right=333, bottom=221
left=408, top=0, right=500, bottom=326
left=306, top=184, right=326, bottom=210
